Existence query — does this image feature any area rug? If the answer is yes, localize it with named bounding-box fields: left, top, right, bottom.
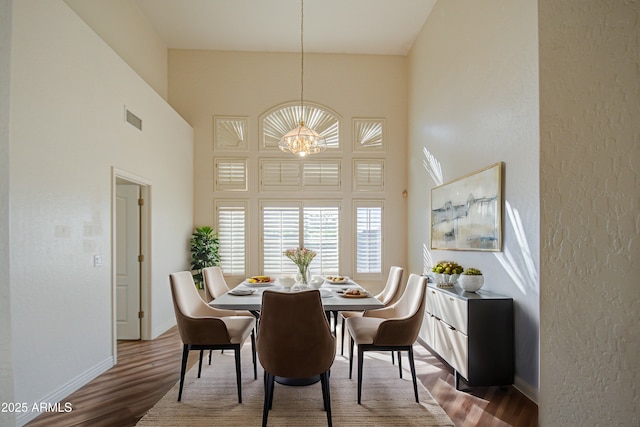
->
left=137, top=349, right=453, bottom=426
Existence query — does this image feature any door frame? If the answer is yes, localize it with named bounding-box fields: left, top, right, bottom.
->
left=111, top=167, right=152, bottom=363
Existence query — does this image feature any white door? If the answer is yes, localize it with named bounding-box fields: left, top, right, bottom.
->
left=116, top=184, right=141, bottom=340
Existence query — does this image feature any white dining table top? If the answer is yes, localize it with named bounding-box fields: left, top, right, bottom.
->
left=210, top=278, right=384, bottom=312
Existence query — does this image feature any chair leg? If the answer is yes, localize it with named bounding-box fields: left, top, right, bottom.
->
left=398, top=351, right=403, bottom=378
left=340, top=316, right=345, bottom=356
left=208, top=350, right=213, bottom=365
left=348, top=337, right=355, bottom=379
left=357, top=346, right=364, bottom=404
left=262, top=372, right=274, bottom=427
left=408, top=348, right=419, bottom=403
left=177, top=344, right=189, bottom=402
left=197, top=349, right=204, bottom=378
left=320, top=371, right=333, bottom=427
left=234, top=346, right=243, bottom=403
left=391, top=349, right=395, bottom=365
left=251, top=329, right=257, bottom=379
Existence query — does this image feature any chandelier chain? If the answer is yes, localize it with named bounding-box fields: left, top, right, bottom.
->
left=300, top=0, right=305, bottom=117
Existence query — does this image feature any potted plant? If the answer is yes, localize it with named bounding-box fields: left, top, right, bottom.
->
left=190, top=226, right=220, bottom=289
left=459, top=267, right=484, bottom=292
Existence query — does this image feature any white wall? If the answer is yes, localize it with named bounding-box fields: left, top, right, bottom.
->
left=168, top=50, right=408, bottom=291
left=9, top=1, right=193, bottom=425
left=0, top=0, right=15, bottom=425
left=539, top=1, right=640, bottom=425
left=63, top=0, right=169, bottom=100
left=407, top=1, right=540, bottom=401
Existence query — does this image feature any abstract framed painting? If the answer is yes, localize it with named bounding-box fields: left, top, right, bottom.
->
left=430, top=162, right=504, bottom=251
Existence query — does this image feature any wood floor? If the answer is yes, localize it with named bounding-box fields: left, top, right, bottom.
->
left=26, top=326, right=537, bottom=427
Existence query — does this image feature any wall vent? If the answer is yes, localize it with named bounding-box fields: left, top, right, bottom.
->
left=125, top=108, right=142, bottom=131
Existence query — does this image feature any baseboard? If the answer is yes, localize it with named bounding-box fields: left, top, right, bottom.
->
left=151, top=317, right=176, bottom=340
left=416, top=337, right=539, bottom=405
left=513, top=377, right=539, bottom=404
left=16, top=356, right=114, bottom=427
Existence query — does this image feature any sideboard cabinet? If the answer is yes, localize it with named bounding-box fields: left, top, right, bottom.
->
left=423, top=283, right=514, bottom=390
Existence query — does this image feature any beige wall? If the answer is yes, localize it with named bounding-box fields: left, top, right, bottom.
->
left=8, top=1, right=193, bottom=425
left=408, top=0, right=540, bottom=401
left=64, top=0, right=169, bottom=100
left=169, top=50, right=408, bottom=290
left=539, top=1, right=640, bottom=425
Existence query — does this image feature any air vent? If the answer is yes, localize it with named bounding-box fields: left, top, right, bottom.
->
left=125, top=108, right=142, bottom=131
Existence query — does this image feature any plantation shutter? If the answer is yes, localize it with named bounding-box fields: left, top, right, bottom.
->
left=215, top=159, right=247, bottom=191
left=260, top=160, right=300, bottom=191
left=356, top=206, right=382, bottom=273
left=354, top=160, right=384, bottom=192
left=302, top=161, right=341, bottom=191
left=303, top=206, right=339, bottom=275
left=262, top=206, right=300, bottom=275
left=216, top=205, right=246, bottom=275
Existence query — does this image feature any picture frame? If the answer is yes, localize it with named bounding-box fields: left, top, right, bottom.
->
left=430, top=162, right=504, bottom=251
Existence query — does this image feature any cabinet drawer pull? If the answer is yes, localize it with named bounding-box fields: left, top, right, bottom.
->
left=449, top=297, right=454, bottom=302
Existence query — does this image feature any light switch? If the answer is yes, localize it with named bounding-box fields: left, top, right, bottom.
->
left=93, top=254, right=103, bottom=267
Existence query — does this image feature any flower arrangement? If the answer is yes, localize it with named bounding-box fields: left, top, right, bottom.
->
left=462, top=267, right=482, bottom=275
left=283, top=247, right=317, bottom=286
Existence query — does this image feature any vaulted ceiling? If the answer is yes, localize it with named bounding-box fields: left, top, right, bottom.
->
left=133, top=0, right=437, bottom=55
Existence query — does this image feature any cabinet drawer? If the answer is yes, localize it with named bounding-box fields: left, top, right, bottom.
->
left=422, top=313, right=436, bottom=348
left=430, top=289, right=468, bottom=334
left=434, top=319, right=468, bottom=379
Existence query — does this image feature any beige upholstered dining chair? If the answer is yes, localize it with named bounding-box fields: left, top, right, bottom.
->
left=257, top=290, right=336, bottom=427
left=202, top=266, right=233, bottom=301
left=202, top=266, right=257, bottom=364
left=339, top=265, right=404, bottom=355
left=169, top=271, right=257, bottom=403
left=345, top=273, right=427, bottom=404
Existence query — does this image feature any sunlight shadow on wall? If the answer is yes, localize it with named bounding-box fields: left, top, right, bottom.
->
left=422, top=147, right=443, bottom=274
left=422, top=147, right=443, bottom=186
left=423, top=243, right=434, bottom=275
left=493, top=201, right=538, bottom=296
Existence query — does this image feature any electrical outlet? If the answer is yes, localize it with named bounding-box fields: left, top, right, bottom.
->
left=93, top=254, right=103, bottom=267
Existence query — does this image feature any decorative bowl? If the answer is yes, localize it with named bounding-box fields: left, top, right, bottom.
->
left=278, top=276, right=295, bottom=288
left=434, top=273, right=460, bottom=287
left=309, top=277, right=324, bottom=289
left=459, top=274, right=484, bottom=292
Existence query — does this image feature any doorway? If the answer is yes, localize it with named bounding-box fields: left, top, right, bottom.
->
left=112, top=168, right=151, bottom=362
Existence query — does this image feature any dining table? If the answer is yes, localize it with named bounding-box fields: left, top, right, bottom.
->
left=209, top=276, right=384, bottom=319
left=210, top=276, right=383, bottom=386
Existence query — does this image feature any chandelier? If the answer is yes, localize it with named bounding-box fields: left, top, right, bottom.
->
left=278, top=0, right=327, bottom=157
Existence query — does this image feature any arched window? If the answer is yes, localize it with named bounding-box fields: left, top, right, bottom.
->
left=260, top=102, right=341, bottom=151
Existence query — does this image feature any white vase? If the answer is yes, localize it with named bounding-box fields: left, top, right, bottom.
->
left=459, top=275, right=484, bottom=292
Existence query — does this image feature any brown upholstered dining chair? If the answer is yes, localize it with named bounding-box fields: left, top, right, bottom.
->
left=257, top=290, right=336, bottom=427
left=345, top=273, right=427, bottom=404
left=339, top=265, right=404, bottom=355
left=169, top=271, right=257, bottom=403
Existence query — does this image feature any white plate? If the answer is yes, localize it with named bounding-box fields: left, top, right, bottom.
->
left=228, top=289, right=256, bottom=296
left=324, top=276, right=349, bottom=284
left=242, top=277, right=275, bottom=286
left=320, top=289, right=333, bottom=298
